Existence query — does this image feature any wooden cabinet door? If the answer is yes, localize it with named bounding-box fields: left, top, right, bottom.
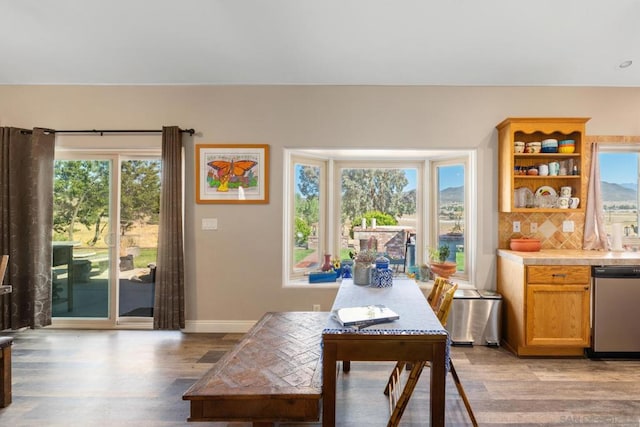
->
left=525, top=283, right=591, bottom=347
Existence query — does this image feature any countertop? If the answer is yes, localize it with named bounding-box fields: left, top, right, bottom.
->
left=497, top=249, right=640, bottom=265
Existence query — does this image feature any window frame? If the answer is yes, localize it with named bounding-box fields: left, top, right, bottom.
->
left=331, top=160, right=424, bottom=261
left=598, top=143, right=640, bottom=237
left=430, top=156, right=472, bottom=281
left=286, top=154, right=328, bottom=280
left=283, top=149, right=476, bottom=287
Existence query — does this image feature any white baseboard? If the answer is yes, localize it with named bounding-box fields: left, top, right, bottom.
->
left=50, top=319, right=154, bottom=330
left=183, top=319, right=256, bottom=333
left=49, top=318, right=256, bottom=333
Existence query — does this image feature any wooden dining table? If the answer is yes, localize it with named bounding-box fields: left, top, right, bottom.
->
left=322, top=278, right=450, bottom=427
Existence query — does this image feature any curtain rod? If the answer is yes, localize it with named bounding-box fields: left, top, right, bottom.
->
left=21, top=128, right=196, bottom=136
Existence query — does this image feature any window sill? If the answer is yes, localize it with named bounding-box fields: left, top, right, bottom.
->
left=284, top=277, right=341, bottom=289
left=284, top=276, right=474, bottom=290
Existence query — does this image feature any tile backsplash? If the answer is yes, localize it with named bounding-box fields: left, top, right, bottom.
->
left=499, top=212, right=585, bottom=250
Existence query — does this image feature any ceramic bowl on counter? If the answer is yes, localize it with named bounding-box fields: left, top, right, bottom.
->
left=509, top=237, right=541, bottom=252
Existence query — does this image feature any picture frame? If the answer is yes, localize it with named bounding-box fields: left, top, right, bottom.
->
left=195, top=144, right=269, bottom=204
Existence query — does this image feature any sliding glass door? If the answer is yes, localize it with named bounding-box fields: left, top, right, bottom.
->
left=52, top=152, right=160, bottom=326
left=52, top=158, right=112, bottom=319
left=117, top=159, right=161, bottom=319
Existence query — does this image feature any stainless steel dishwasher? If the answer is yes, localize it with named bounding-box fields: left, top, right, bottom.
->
left=590, top=265, right=640, bottom=357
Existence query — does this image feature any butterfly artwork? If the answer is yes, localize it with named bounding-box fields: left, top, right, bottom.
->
left=196, top=144, right=269, bottom=204
left=207, top=158, right=258, bottom=192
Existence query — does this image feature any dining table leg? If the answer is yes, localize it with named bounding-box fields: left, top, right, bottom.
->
left=322, top=340, right=337, bottom=427
left=429, top=341, right=447, bottom=426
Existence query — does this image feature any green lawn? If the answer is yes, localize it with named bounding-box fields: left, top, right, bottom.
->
left=134, top=248, right=157, bottom=268
left=77, top=247, right=157, bottom=269
left=294, top=248, right=314, bottom=264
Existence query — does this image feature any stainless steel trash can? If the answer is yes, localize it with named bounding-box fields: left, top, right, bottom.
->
left=446, top=289, right=502, bottom=346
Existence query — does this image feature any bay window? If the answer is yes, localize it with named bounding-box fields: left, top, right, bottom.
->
left=284, top=149, right=475, bottom=285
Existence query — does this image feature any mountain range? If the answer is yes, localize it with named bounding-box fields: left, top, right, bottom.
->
left=439, top=182, right=637, bottom=204
left=618, top=182, right=638, bottom=191
left=440, top=186, right=464, bottom=203
left=601, top=181, right=637, bottom=202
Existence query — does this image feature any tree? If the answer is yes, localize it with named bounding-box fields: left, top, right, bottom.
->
left=53, top=160, right=109, bottom=243
left=294, top=217, right=311, bottom=247
left=297, top=165, right=319, bottom=199
left=294, top=193, right=319, bottom=227
left=294, top=166, right=321, bottom=246
left=53, top=159, right=162, bottom=246
left=340, top=169, right=415, bottom=221
left=294, top=166, right=416, bottom=245
left=120, top=160, right=161, bottom=236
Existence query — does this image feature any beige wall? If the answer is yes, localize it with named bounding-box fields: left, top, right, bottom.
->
left=2, top=85, right=640, bottom=330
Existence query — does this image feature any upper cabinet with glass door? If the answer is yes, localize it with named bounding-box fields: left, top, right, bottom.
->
left=497, top=117, right=590, bottom=213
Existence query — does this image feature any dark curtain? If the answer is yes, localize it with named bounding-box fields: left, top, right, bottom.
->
left=153, top=126, right=185, bottom=329
left=0, top=127, right=55, bottom=329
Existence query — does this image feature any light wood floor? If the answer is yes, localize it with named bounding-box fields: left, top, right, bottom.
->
left=0, top=328, right=639, bottom=426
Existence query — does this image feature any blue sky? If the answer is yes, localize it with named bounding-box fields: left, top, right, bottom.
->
left=438, top=165, right=464, bottom=190
left=599, top=153, right=638, bottom=184
left=404, top=165, right=463, bottom=191
left=294, top=166, right=463, bottom=193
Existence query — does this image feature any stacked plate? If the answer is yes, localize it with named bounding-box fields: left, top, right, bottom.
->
left=541, top=138, right=558, bottom=153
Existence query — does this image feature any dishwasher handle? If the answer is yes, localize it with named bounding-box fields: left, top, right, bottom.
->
left=592, top=265, right=640, bottom=278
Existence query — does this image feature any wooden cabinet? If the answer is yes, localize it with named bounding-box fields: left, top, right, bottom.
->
left=525, top=266, right=591, bottom=348
left=497, top=257, right=591, bottom=356
left=496, top=117, right=590, bottom=212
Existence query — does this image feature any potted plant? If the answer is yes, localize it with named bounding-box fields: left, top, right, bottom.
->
left=353, top=248, right=377, bottom=285
left=428, top=244, right=457, bottom=278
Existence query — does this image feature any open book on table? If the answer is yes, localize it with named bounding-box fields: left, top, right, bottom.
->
left=332, top=304, right=399, bottom=329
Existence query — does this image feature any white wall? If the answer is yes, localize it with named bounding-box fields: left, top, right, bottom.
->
left=2, top=85, right=640, bottom=331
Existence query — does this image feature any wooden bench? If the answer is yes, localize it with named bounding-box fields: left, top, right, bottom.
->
left=183, top=311, right=327, bottom=426
left=0, top=336, right=13, bottom=408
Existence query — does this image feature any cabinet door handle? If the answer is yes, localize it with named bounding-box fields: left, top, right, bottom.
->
left=552, top=273, right=566, bottom=278
left=584, top=286, right=589, bottom=291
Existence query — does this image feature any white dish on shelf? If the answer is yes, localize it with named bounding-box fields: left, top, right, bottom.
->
left=535, top=186, right=557, bottom=197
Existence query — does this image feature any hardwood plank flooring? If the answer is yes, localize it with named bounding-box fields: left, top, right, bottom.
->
left=0, top=329, right=639, bottom=426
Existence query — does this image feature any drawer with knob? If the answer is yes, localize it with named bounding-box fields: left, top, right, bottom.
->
left=527, top=265, right=590, bottom=284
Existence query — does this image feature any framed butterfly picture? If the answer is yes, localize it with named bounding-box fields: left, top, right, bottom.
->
left=196, top=144, right=269, bottom=204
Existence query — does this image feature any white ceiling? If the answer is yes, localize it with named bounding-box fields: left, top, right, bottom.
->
left=1, top=0, right=639, bottom=86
